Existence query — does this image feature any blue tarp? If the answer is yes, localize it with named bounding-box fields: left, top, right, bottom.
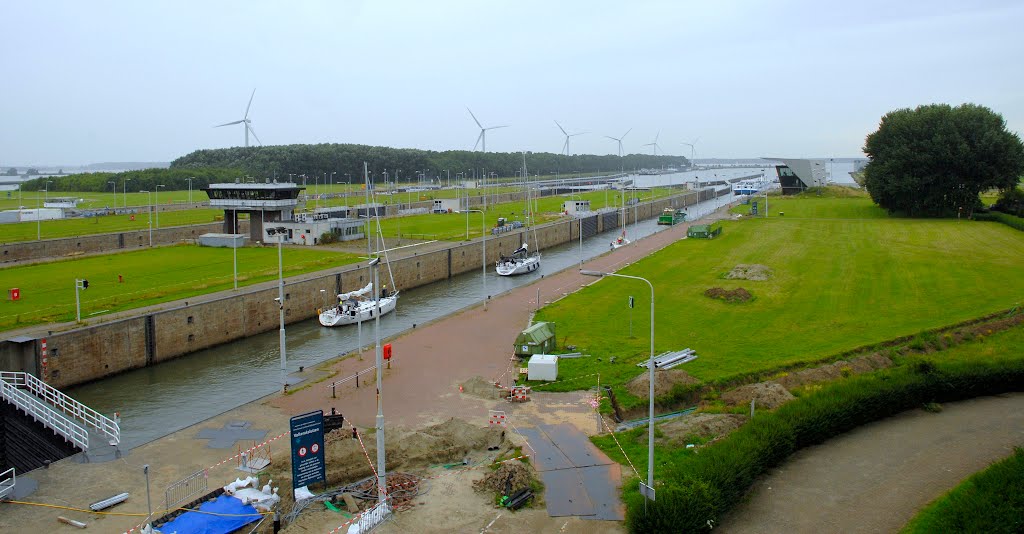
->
left=158, top=494, right=262, bottom=534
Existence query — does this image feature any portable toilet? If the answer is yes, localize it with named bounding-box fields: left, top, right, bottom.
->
left=527, top=354, right=558, bottom=381
left=514, top=322, right=556, bottom=357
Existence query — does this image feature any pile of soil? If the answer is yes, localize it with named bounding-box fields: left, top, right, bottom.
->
left=721, top=381, right=794, bottom=410
left=705, top=287, right=753, bottom=302
left=775, top=353, right=893, bottom=390
left=473, top=459, right=533, bottom=495
left=461, top=376, right=507, bottom=400
left=725, top=264, right=773, bottom=281
left=626, top=369, right=701, bottom=399
left=656, top=413, right=747, bottom=446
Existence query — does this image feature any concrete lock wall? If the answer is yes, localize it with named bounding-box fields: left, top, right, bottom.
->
left=37, top=189, right=716, bottom=388
left=0, top=221, right=250, bottom=264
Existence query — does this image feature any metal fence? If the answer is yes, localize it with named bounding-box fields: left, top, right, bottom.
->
left=165, top=469, right=209, bottom=510
left=0, top=467, right=15, bottom=499
left=355, top=499, right=391, bottom=532
left=0, top=376, right=88, bottom=450
left=0, top=371, right=120, bottom=446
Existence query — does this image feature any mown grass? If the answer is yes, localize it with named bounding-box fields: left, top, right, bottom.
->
left=0, top=244, right=362, bottom=330
left=591, top=321, right=1024, bottom=532
left=534, top=196, right=1024, bottom=411
left=902, top=447, right=1024, bottom=533
left=0, top=208, right=224, bottom=243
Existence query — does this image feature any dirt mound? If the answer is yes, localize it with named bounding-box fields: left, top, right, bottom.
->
left=776, top=353, right=893, bottom=389
left=473, top=459, right=533, bottom=495
left=657, top=413, right=746, bottom=446
left=460, top=376, right=506, bottom=400
left=705, top=287, right=753, bottom=302
left=626, top=369, right=701, bottom=399
left=721, top=381, right=794, bottom=410
left=321, top=418, right=509, bottom=486
left=725, top=264, right=773, bottom=281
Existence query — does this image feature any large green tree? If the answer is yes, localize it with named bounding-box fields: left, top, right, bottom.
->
left=863, top=103, right=1024, bottom=217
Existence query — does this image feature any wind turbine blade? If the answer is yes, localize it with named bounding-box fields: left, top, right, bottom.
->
left=247, top=124, right=262, bottom=146
left=692, top=137, right=700, bottom=145
left=214, top=120, right=245, bottom=127
left=487, top=125, right=509, bottom=130
left=466, top=107, right=483, bottom=128
left=562, top=138, right=568, bottom=154
left=474, top=131, right=483, bottom=151
left=554, top=120, right=568, bottom=136
left=245, top=89, right=256, bottom=119
left=654, top=131, right=660, bottom=144
left=604, top=135, right=619, bottom=141
left=622, top=128, right=631, bottom=140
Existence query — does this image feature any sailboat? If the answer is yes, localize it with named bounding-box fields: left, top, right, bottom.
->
left=496, top=153, right=541, bottom=276
left=318, top=162, right=400, bottom=326
left=610, top=187, right=631, bottom=249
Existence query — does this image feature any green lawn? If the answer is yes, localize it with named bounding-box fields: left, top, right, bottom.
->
left=0, top=244, right=362, bottom=330
left=0, top=208, right=225, bottom=243
left=535, top=196, right=1024, bottom=397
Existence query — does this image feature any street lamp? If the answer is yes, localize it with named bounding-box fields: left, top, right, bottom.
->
left=123, top=178, right=131, bottom=210
left=44, top=180, right=53, bottom=202
left=108, top=180, right=116, bottom=208
left=267, top=226, right=288, bottom=391
left=463, top=210, right=487, bottom=297
left=187, top=177, right=194, bottom=205
left=580, top=269, right=656, bottom=503
left=369, top=256, right=388, bottom=503
left=139, top=190, right=152, bottom=246
left=36, top=189, right=43, bottom=241
left=155, top=185, right=165, bottom=228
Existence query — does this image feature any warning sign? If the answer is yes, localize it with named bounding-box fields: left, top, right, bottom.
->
left=290, top=410, right=325, bottom=489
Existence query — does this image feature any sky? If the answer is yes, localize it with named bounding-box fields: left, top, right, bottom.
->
left=2, top=0, right=1023, bottom=165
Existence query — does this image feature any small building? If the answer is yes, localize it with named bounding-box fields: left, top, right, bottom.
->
left=432, top=198, right=460, bottom=213
left=763, top=158, right=829, bottom=195
left=527, top=354, right=558, bottom=381
left=203, top=181, right=304, bottom=243
left=562, top=199, right=591, bottom=215
left=43, top=197, right=79, bottom=210
left=514, top=322, right=556, bottom=357
left=0, top=208, right=63, bottom=223
left=687, top=222, right=723, bottom=239
left=268, top=217, right=365, bottom=246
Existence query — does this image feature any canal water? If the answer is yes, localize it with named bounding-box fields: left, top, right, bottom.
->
left=67, top=173, right=744, bottom=448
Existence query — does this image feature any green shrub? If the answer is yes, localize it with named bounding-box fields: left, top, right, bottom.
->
left=975, top=211, right=1024, bottom=231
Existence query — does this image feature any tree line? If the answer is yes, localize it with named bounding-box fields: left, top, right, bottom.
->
left=169, top=143, right=691, bottom=183
left=19, top=167, right=245, bottom=193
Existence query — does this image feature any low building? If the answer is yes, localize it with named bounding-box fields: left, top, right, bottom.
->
left=432, top=198, right=460, bottom=213
left=203, top=180, right=304, bottom=243
left=514, top=322, right=556, bottom=357
left=198, top=233, right=247, bottom=248
left=562, top=199, right=592, bottom=215
left=763, top=158, right=829, bottom=195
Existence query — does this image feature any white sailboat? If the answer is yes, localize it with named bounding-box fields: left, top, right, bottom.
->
left=318, top=162, right=399, bottom=327
left=610, top=188, right=631, bottom=249
left=497, top=153, right=541, bottom=277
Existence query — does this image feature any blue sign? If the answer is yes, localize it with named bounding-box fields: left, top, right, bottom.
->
left=290, top=410, right=325, bottom=489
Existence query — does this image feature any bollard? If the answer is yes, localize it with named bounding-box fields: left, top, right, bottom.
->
left=273, top=511, right=281, bottom=533
left=332, top=383, right=336, bottom=398
left=356, top=374, right=359, bottom=388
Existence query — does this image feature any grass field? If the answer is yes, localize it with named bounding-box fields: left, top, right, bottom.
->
left=0, top=244, right=362, bottom=330
left=534, top=195, right=1024, bottom=401
left=0, top=208, right=225, bottom=243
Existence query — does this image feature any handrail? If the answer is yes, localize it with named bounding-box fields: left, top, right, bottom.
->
left=0, top=379, right=88, bottom=450
left=0, top=371, right=119, bottom=446
left=0, top=467, right=15, bottom=499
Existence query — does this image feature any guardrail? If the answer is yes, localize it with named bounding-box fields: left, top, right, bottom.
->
left=165, top=469, right=209, bottom=510
left=0, top=467, right=15, bottom=499
left=0, top=378, right=88, bottom=450
left=0, top=371, right=119, bottom=446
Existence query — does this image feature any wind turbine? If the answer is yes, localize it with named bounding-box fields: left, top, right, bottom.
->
left=643, top=131, right=662, bottom=156
left=467, top=107, right=508, bottom=152
left=555, top=120, right=586, bottom=156
left=682, top=137, right=700, bottom=165
left=604, top=128, right=631, bottom=158
left=215, top=89, right=261, bottom=147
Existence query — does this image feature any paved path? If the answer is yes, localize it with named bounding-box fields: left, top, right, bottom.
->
left=721, top=393, right=1024, bottom=534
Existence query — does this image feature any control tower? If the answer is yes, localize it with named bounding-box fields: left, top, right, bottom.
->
left=203, top=181, right=305, bottom=243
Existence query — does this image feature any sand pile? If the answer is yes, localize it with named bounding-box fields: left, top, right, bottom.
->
left=473, top=460, right=533, bottom=495
left=721, top=381, right=794, bottom=410
left=460, top=376, right=507, bottom=400
left=705, top=287, right=753, bottom=302
left=657, top=413, right=747, bottom=446
left=626, top=369, right=701, bottom=399
left=775, top=353, right=893, bottom=389
left=725, top=264, right=773, bottom=281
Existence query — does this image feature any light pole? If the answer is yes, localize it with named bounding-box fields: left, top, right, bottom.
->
left=580, top=269, right=656, bottom=503
left=187, top=177, right=194, bottom=205
left=123, top=178, right=131, bottom=210
left=155, top=185, right=165, bottom=228
left=464, top=210, right=486, bottom=297
left=369, top=257, right=388, bottom=503
left=74, top=278, right=85, bottom=322
left=44, top=180, right=52, bottom=202
left=36, top=190, right=42, bottom=240
left=269, top=226, right=288, bottom=391
left=140, top=190, right=152, bottom=246
left=108, top=180, right=116, bottom=208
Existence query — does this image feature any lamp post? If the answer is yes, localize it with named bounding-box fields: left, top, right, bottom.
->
left=464, top=210, right=486, bottom=297
left=36, top=190, right=42, bottom=240
left=139, top=190, right=153, bottom=246
left=187, top=177, right=194, bottom=205
left=44, top=180, right=52, bottom=202
left=368, top=257, right=388, bottom=503
left=108, top=180, right=116, bottom=208
left=155, top=185, right=165, bottom=228
left=269, top=226, right=288, bottom=391
left=580, top=269, right=656, bottom=503
left=123, top=178, right=131, bottom=210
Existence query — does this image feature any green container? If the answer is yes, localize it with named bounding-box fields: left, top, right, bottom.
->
left=687, top=222, right=723, bottom=239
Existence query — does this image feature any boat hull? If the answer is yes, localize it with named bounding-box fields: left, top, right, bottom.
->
left=496, top=255, right=541, bottom=276
left=318, top=294, right=399, bottom=326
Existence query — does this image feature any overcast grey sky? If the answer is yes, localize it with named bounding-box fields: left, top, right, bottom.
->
left=2, top=0, right=1022, bottom=165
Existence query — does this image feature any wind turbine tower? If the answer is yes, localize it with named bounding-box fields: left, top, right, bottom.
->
left=604, top=128, right=631, bottom=158
left=214, top=89, right=262, bottom=147
left=467, top=107, right=508, bottom=152
left=555, top=121, right=586, bottom=156
left=643, top=131, right=662, bottom=156
left=682, top=137, right=700, bottom=166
